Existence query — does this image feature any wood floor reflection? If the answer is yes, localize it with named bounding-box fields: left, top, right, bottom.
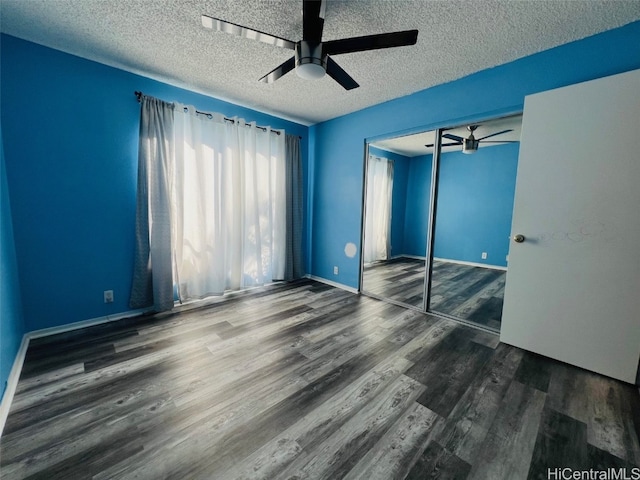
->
left=362, top=257, right=427, bottom=308
left=362, top=258, right=506, bottom=330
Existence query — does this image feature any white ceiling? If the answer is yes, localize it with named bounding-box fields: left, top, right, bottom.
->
left=1, top=1, right=639, bottom=125
left=371, top=114, right=522, bottom=157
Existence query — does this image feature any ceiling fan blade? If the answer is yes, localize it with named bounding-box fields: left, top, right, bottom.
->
left=303, top=0, right=325, bottom=43
left=425, top=142, right=461, bottom=148
left=479, top=140, right=520, bottom=144
left=477, top=129, right=513, bottom=141
left=259, top=56, right=296, bottom=84
left=442, top=133, right=464, bottom=143
left=326, top=57, right=359, bottom=90
left=202, top=14, right=296, bottom=50
left=323, top=30, right=418, bottom=56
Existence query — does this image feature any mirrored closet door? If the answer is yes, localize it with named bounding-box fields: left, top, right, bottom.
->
left=361, top=130, right=436, bottom=310
left=361, top=114, right=522, bottom=332
left=428, top=115, right=522, bottom=331
left=361, top=132, right=435, bottom=310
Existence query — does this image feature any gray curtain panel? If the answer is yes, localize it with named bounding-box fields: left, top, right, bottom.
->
left=129, top=95, right=175, bottom=312
left=284, top=134, right=304, bottom=280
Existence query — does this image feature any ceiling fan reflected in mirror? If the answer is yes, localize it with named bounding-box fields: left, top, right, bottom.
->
left=425, top=125, right=517, bottom=154
left=201, top=0, right=418, bottom=90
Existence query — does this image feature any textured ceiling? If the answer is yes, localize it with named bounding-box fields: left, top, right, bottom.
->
left=1, top=1, right=639, bottom=125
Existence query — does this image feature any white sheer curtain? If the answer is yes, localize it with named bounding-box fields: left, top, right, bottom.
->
left=363, top=155, right=393, bottom=264
left=172, top=105, right=286, bottom=300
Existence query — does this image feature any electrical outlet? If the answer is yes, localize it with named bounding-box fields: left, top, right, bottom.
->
left=104, top=290, right=114, bottom=303
left=333, top=266, right=339, bottom=275
left=481, top=252, right=487, bottom=260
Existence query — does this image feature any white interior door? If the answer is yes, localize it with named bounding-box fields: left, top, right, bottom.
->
left=501, top=69, right=640, bottom=384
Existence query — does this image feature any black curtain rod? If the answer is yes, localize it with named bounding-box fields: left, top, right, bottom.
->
left=135, top=91, right=295, bottom=137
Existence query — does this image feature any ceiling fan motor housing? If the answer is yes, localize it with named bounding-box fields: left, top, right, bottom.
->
left=296, top=40, right=327, bottom=79
left=463, top=136, right=479, bottom=154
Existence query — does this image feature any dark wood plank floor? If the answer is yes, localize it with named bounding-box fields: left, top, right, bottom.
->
left=1, top=279, right=639, bottom=479
left=362, top=258, right=506, bottom=329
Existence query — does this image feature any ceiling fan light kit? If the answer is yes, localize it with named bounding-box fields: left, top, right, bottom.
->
left=202, top=0, right=418, bottom=90
left=296, top=41, right=327, bottom=80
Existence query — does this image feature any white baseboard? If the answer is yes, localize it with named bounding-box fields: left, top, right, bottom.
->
left=391, top=254, right=427, bottom=261
left=305, top=275, right=359, bottom=294
left=434, top=257, right=507, bottom=271
left=28, top=308, right=152, bottom=340
left=0, top=334, right=29, bottom=437
left=388, top=255, right=507, bottom=271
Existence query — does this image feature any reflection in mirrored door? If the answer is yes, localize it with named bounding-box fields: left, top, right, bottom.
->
left=428, top=115, right=522, bottom=331
left=363, top=156, right=393, bottom=265
left=361, top=131, right=435, bottom=309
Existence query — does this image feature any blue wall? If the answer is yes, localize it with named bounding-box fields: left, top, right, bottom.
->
left=309, top=21, right=640, bottom=289
left=1, top=121, right=25, bottom=401
left=1, top=35, right=309, bottom=332
left=403, top=154, right=432, bottom=257
left=434, top=144, right=519, bottom=267
left=2, top=20, right=640, bottom=334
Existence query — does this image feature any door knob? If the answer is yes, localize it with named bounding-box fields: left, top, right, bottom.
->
left=513, top=234, right=525, bottom=243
